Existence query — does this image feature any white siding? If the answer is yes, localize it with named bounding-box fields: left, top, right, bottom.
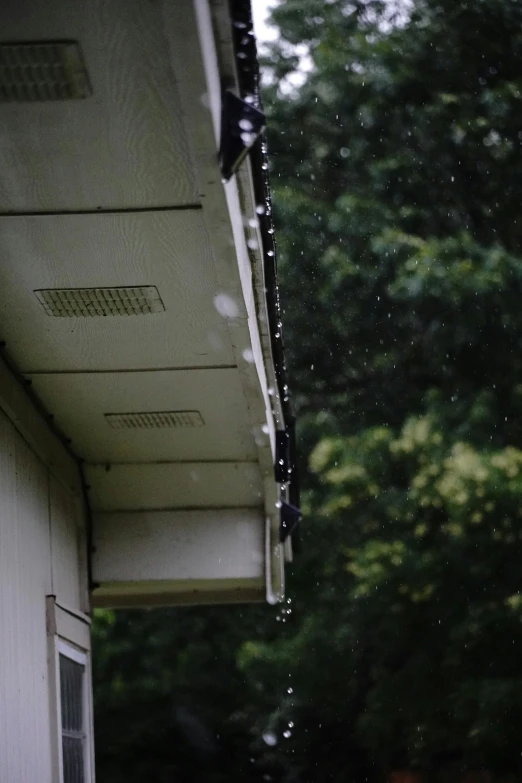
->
left=50, top=475, right=82, bottom=612
left=0, top=407, right=86, bottom=783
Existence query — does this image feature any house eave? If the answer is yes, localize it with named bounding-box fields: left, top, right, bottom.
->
left=0, top=0, right=296, bottom=606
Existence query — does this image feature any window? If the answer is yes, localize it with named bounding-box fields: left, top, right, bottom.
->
left=58, top=641, right=87, bottom=783
left=46, top=597, right=93, bottom=783
left=58, top=640, right=87, bottom=783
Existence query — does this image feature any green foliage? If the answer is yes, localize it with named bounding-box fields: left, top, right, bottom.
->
left=305, top=418, right=522, bottom=770
left=93, top=1, right=522, bottom=780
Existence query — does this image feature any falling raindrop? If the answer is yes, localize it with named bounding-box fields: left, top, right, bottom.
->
left=262, top=732, right=278, bottom=747
left=214, top=293, right=239, bottom=319
left=241, top=131, right=257, bottom=146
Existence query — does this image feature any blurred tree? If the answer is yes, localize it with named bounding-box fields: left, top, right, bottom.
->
left=94, top=1, right=522, bottom=781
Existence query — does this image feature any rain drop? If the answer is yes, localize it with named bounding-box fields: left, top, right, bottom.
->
left=214, top=293, right=239, bottom=319
left=241, top=131, right=257, bottom=146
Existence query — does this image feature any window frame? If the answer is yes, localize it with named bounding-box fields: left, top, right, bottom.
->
left=47, top=598, right=94, bottom=783
left=58, top=638, right=88, bottom=782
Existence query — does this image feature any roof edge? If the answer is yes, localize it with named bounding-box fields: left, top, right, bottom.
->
left=228, top=0, right=300, bottom=511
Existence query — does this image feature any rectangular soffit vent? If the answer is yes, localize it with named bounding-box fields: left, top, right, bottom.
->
left=34, top=286, right=165, bottom=317
left=0, top=41, right=92, bottom=102
left=104, top=411, right=205, bottom=430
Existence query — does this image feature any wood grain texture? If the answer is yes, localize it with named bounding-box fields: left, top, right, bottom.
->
left=86, top=461, right=263, bottom=511
left=26, top=368, right=258, bottom=463
left=0, top=0, right=197, bottom=211
left=0, top=210, right=236, bottom=371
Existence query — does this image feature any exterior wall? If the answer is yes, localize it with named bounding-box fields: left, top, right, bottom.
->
left=0, top=406, right=88, bottom=783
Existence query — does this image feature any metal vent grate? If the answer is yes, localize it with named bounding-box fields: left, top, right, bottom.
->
left=34, top=286, right=165, bottom=317
left=0, top=41, right=92, bottom=102
left=105, top=411, right=205, bottom=430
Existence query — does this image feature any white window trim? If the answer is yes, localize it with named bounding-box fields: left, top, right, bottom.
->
left=47, top=596, right=95, bottom=783
left=58, top=638, right=87, bottom=667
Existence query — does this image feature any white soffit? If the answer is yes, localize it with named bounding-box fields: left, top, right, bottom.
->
left=0, top=0, right=288, bottom=605
left=85, top=462, right=263, bottom=512
left=25, top=369, right=262, bottom=463
left=0, top=0, right=196, bottom=211
left=0, top=210, right=237, bottom=371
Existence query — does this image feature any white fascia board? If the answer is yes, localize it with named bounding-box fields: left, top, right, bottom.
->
left=91, top=508, right=267, bottom=607
left=92, top=508, right=265, bottom=583
left=190, top=0, right=285, bottom=602
left=193, top=0, right=281, bottom=450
